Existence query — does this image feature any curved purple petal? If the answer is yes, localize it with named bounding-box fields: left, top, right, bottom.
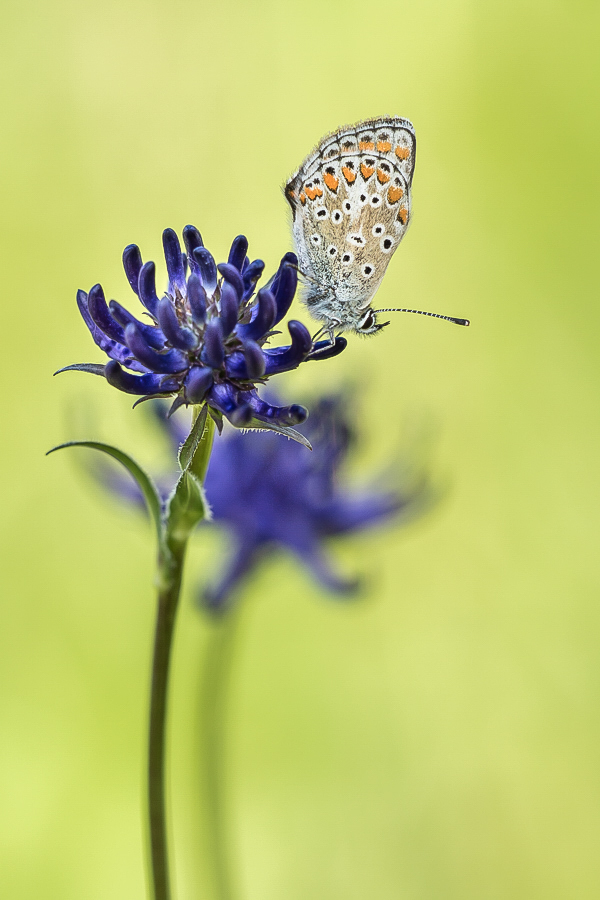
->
left=184, top=365, right=214, bottom=404
left=201, top=320, right=225, bottom=369
left=207, top=382, right=238, bottom=414
left=262, top=320, right=312, bottom=374
left=227, top=234, right=248, bottom=273
left=162, top=228, right=186, bottom=293
left=220, top=281, right=240, bottom=336
left=206, top=384, right=252, bottom=426
left=243, top=340, right=266, bottom=378
left=183, top=225, right=203, bottom=276
left=217, top=263, right=244, bottom=300
left=271, top=252, right=298, bottom=324
left=193, top=247, right=217, bottom=296
left=77, top=290, right=148, bottom=373
left=242, top=259, right=265, bottom=299
left=245, top=392, right=307, bottom=426
left=138, top=261, right=160, bottom=318
left=123, top=244, right=142, bottom=296
left=306, top=336, right=348, bottom=361
left=187, top=274, right=207, bottom=324
left=124, top=323, right=188, bottom=374
left=157, top=297, right=197, bottom=351
left=87, top=284, right=126, bottom=344
left=236, top=288, right=276, bottom=342
left=109, top=300, right=166, bottom=350
left=105, top=360, right=179, bottom=395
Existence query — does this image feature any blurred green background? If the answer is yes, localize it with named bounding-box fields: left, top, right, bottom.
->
left=1, top=0, right=600, bottom=897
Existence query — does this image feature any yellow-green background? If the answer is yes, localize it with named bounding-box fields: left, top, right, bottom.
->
left=2, top=0, right=599, bottom=897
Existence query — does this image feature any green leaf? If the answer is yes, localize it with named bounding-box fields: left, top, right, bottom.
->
left=53, top=363, right=106, bottom=377
left=46, top=441, right=163, bottom=541
left=241, top=418, right=313, bottom=450
left=178, top=404, right=208, bottom=472
left=165, top=469, right=210, bottom=545
left=163, top=405, right=216, bottom=545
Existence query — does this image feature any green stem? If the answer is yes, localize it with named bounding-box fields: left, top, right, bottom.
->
left=147, top=407, right=215, bottom=900
left=148, top=541, right=186, bottom=900
left=201, top=612, right=240, bottom=900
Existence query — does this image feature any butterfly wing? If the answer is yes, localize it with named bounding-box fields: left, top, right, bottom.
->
left=286, top=117, right=416, bottom=329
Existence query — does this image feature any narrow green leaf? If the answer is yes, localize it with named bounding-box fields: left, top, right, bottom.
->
left=242, top=418, right=312, bottom=450
left=178, top=404, right=208, bottom=472
left=166, top=469, right=210, bottom=545
left=53, top=363, right=106, bottom=377
left=46, top=441, right=163, bottom=541
left=189, top=411, right=215, bottom=482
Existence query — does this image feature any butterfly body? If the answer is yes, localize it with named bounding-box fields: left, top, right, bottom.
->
left=285, top=116, right=416, bottom=336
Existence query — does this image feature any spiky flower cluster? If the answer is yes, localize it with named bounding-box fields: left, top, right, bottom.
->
left=61, top=226, right=346, bottom=432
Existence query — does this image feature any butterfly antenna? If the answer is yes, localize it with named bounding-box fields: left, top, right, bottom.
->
left=374, top=308, right=470, bottom=326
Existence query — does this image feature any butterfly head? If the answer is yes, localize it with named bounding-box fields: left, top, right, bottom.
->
left=356, top=308, right=390, bottom=335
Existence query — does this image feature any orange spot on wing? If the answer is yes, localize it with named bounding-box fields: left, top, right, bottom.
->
left=342, top=166, right=356, bottom=184
left=300, top=192, right=307, bottom=205
left=360, top=163, right=375, bottom=180
left=377, top=140, right=392, bottom=152
left=377, top=168, right=391, bottom=184
left=305, top=186, right=323, bottom=201
left=397, top=206, right=408, bottom=224
left=359, top=140, right=375, bottom=151
left=387, top=184, right=404, bottom=203
left=395, top=146, right=410, bottom=160
left=323, top=171, right=339, bottom=192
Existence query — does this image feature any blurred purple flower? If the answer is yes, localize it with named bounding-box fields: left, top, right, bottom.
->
left=57, top=226, right=346, bottom=435
left=88, top=395, right=430, bottom=612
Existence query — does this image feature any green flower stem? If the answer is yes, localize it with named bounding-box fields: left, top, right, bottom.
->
left=201, top=612, right=240, bottom=900
left=148, top=539, right=186, bottom=900
left=148, top=409, right=215, bottom=900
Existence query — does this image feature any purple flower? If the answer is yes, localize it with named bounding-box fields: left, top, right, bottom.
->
left=57, top=226, right=346, bottom=435
left=89, top=395, right=431, bottom=612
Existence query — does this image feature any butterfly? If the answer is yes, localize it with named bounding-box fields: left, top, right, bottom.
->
left=285, top=116, right=468, bottom=338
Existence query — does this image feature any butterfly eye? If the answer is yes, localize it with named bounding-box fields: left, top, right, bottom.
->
left=358, top=309, right=376, bottom=331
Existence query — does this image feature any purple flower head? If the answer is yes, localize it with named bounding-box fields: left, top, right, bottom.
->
left=89, top=394, right=431, bottom=613
left=57, top=226, right=346, bottom=437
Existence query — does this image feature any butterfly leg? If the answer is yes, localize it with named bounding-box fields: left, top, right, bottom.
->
left=309, top=320, right=340, bottom=355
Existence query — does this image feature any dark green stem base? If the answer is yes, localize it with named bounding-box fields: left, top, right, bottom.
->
left=148, top=541, right=186, bottom=900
